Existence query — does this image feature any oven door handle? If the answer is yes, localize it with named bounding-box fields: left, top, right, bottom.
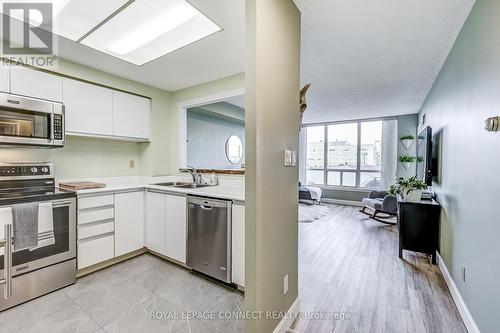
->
left=52, top=201, right=73, bottom=208
left=0, top=224, right=13, bottom=299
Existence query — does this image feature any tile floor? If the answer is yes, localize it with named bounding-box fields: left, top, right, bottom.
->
left=0, top=254, right=244, bottom=333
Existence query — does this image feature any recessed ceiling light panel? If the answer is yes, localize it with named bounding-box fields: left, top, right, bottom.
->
left=0, top=0, right=129, bottom=41
left=80, top=0, right=222, bottom=65
left=52, top=0, right=129, bottom=41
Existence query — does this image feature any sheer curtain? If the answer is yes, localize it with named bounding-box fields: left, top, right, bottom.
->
left=298, top=128, right=307, bottom=184
left=380, top=119, right=398, bottom=190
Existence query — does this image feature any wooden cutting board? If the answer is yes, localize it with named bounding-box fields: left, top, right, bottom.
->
left=59, top=181, right=106, bottom=190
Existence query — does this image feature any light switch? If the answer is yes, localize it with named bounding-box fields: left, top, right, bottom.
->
left=284, top=150, right=292, bottom=167
left=291, top=150, right=297, bottom=167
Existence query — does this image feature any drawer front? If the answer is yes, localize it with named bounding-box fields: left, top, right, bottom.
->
left=77, top=234, right=114, bottom=270
left=78, top=207, right=114, bottom=225
left=78, top=195, right=114, bottom=210
left=78, top=221, right=114, bottom=240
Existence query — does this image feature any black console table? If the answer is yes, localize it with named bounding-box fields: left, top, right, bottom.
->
left=397, top=197, right=440, bottom=264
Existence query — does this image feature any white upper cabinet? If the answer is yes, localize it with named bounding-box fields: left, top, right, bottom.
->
left=114, top=191, right=144, bottom=257
left=165, top=194, right=187, bottom=263
left=112, top=90, right=150, bottom=140
left=145, top=191, right=166, bottom=255
left=0, top=65, right=9, bottom=92
left=63, top=78, right=113, bottom=136
left=10, top=66, right=62, bottom=102
left=4, top=66, right=150, bottom=142
left=231, top=204, right=245, bottom=287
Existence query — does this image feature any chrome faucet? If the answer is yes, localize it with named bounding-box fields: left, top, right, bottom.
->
left=180, top=166, right=201, bottom=184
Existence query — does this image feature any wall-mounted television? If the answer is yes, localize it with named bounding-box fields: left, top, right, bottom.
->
left=416, top=126, right=433, bottom=185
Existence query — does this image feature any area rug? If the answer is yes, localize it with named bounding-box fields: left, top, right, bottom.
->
left=298, top=204, right=331, bottom=223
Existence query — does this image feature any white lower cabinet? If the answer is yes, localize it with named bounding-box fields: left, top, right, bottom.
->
left=165, top=194, right=187, bottom=263
left=231, top=204, right=245, bottom=287
left=145, top=191, right=166, bottom=255
left=77, top=235, right=114, bottom=270
left=76, top=189, right=242, bottom=279
left=114, top=191, right=144, bottom=257
left=77, top=194, right=116, bottom=270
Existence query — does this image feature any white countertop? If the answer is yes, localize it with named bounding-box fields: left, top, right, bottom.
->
left=57, top=175, right=245, bottom=202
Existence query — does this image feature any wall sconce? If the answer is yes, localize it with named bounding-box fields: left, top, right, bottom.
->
left=484, top=116, right=499, bottom=132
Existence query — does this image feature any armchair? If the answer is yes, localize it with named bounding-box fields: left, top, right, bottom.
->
left=360, top=190, right=397, bottom=224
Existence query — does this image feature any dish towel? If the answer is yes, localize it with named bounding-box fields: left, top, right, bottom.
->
left=0, top=206, right=13, bottom=256
left=29, top=202, right=55, bottom=251
left=12, top=203, right=39, bottom=251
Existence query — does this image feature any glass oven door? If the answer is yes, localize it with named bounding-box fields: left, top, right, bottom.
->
left=0, top=93, right=53, bottom=146
left=0, top=198, right=76, bottom=277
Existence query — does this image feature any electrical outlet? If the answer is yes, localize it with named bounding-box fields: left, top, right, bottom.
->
left=129, top=160, right=135, bottom=169
left=283, top=274, right=288, bottom=295
left=461, top=266, right=466, bottom=283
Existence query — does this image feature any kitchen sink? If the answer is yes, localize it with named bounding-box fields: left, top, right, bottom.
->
left=175, top=183, right=213, bottom=189
left=151, top=182, right=214, bottom=189
left=152, top=181, right=192, bottom=187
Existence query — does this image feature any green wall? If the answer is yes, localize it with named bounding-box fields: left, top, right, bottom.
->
left=0, top=60, right=244, bottom=179
left=0, top=58, right=172, bottom=179
left=418, top=1, right=497, bottom=331
left=396, top=114, right=418, bottom=179
left=168, top=73, right=245, bottom=173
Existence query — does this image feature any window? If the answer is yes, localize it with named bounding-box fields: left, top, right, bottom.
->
left=305, top=126, right=325, bottom=184
left=304, top=119, right=396, bottom=188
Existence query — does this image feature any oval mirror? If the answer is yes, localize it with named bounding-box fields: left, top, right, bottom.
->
left=225, top=135, right=243, bottom=164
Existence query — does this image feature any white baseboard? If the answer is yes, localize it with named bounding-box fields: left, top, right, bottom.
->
left=322, top=198, right=363, bottom=207
left=437, top=252, right=480, bottom=333
left=272, top=298, right=300, bottom=333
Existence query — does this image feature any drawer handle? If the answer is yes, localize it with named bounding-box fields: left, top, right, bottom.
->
left=78, top=218, right=114, bottom=228
left=78, top=232, right=114, bottom=243
left=78, top=204, right=114, bottom=212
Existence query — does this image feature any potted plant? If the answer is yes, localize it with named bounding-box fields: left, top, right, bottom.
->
left=400, top=134, right=414, bottom=150
left=389, top=176, right=428, bottom=202
left=399, top=155, right=416, bottom=170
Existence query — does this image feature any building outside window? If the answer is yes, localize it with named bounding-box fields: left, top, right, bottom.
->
left=304, top=118, right=397, bottom=189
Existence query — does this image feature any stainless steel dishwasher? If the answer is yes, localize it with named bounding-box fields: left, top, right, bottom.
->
left=187, top=196, right=232, bottom=283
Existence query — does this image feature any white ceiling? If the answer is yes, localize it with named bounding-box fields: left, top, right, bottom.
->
left=53, top=0, right=244, bottom=92
left=295, top=0, right=475, bottom=124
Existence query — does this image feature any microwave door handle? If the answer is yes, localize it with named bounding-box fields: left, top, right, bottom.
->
left=1, top=96, right=53, bottom=114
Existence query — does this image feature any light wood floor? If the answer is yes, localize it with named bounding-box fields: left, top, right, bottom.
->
left=291, top=204, right=466, bottom=333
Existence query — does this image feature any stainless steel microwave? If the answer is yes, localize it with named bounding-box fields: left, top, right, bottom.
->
left=0, top=92, right=64, bottom=148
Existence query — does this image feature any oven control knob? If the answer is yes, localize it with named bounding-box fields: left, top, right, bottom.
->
left=30, top=167, right=38, bottom=173
left=41, top=167, right=49, bottom=173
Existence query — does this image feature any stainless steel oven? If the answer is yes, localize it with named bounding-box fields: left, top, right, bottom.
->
left=0, top=93, right=64, bottom=148
left=0, top=162, right=76, bottom=311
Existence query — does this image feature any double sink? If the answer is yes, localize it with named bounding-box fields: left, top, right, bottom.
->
left=152, top=181, right=213, bottom=189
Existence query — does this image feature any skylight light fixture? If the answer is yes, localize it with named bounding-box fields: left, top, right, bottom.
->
left=0, top=0, right=222, bottom=66
left=80, top=0, right=222, bottom=65
left=0, top=0, right=130, bottom=41
left=108, top=5, right=198, bottom=55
